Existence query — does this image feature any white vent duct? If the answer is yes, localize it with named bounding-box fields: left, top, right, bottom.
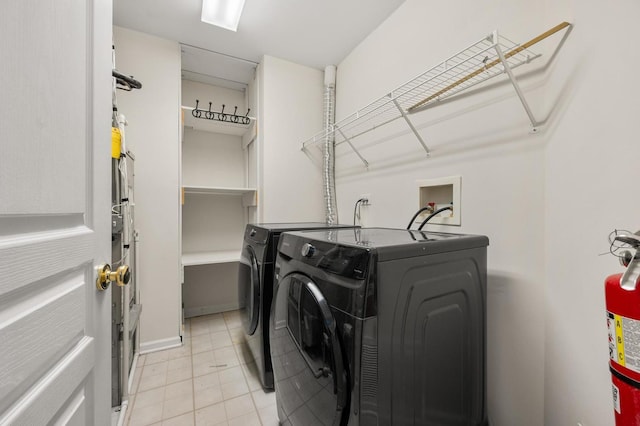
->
left=323, top=65, right=338, bottom=224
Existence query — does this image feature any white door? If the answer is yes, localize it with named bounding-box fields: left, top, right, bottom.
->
left=0, top=1, right=112, bottom=425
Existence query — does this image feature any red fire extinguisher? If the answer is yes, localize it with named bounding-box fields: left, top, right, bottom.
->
left=606, top=231, right=640, bottom=425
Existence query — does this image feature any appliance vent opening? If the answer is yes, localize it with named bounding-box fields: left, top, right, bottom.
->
left=361, top=343, right=378, bottom=400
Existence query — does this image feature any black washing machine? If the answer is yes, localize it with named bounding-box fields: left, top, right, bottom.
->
left=238, top=223, right=359, bottom=390
left=270, top=228, right=489, bottom=425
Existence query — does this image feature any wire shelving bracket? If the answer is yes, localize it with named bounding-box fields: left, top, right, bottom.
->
left=301, top=22, right=572, bottom=167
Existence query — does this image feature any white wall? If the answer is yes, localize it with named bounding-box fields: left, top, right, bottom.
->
left=181, top=194, right=246, bottom=254
left=182, top=263, right=239, bottom=318
left=181, top=129, right=245, bottom=188
left=258, top=56, right=325, bottom=223
left=113, top=26, right=182, bottom=351
left=182, top=79, right=247, bottom=116
left=334, top=1, right=640, bottom=425
left=543, top=1, right=640, bottom=425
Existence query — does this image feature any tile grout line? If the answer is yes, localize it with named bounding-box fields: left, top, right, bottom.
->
left=223, top=313, right=241, bottom=424
left=150, top=326, right=196, bottom=425
left=227, top=312, right=265, bottom=426
left=220, top=312, right=258, bottom=425
left=188, top=319, right=196, bottom=426
left=133, top=311, right=272, bottom=425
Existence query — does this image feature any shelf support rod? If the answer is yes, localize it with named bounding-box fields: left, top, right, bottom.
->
left=335, top=126, right=369, bottom=168
left=493, top=31, right=539, bottom=130
left=392, top=98, right=431, bottom=157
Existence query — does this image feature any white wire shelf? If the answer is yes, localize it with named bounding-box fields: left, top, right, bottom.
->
left=301, top=22, right=572, bottom=166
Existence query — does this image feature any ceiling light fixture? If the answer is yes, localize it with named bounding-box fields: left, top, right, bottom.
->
left=201, top=0, right=246, bottom=32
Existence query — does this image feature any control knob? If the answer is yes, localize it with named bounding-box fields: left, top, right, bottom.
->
left=301, top=243, right=316, bottom=258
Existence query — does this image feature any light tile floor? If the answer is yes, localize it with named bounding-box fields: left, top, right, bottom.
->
left=124, top=310, right=278, bottom=426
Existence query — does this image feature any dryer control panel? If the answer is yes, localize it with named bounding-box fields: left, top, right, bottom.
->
left=279, top=233, right=370, bottom=280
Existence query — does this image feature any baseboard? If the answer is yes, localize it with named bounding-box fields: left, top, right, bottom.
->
left=139, top=336, right=182, bottom=354
left=184, top=302, right=239, bottom=319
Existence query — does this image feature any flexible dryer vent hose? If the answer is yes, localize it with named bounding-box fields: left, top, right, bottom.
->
left=323, top=65, right=338, bottom=225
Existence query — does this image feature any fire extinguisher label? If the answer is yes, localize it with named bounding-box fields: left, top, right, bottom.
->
left=607, top=311, right=640, bottom=372
left=613, top=383, right=621, bottom=414
left=608, top=312, right=618, bottom=364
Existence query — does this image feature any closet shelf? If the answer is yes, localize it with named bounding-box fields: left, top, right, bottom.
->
left=183, top=186, right=256, bottom=195
left=301, top=22, right=572, bottom=166
left=182, top=186, right=257, bottom=207
left=182, top=250, right=241, bottom=266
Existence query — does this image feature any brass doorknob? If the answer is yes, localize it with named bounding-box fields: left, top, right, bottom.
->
left=96, top=264, right=131, bottom=291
